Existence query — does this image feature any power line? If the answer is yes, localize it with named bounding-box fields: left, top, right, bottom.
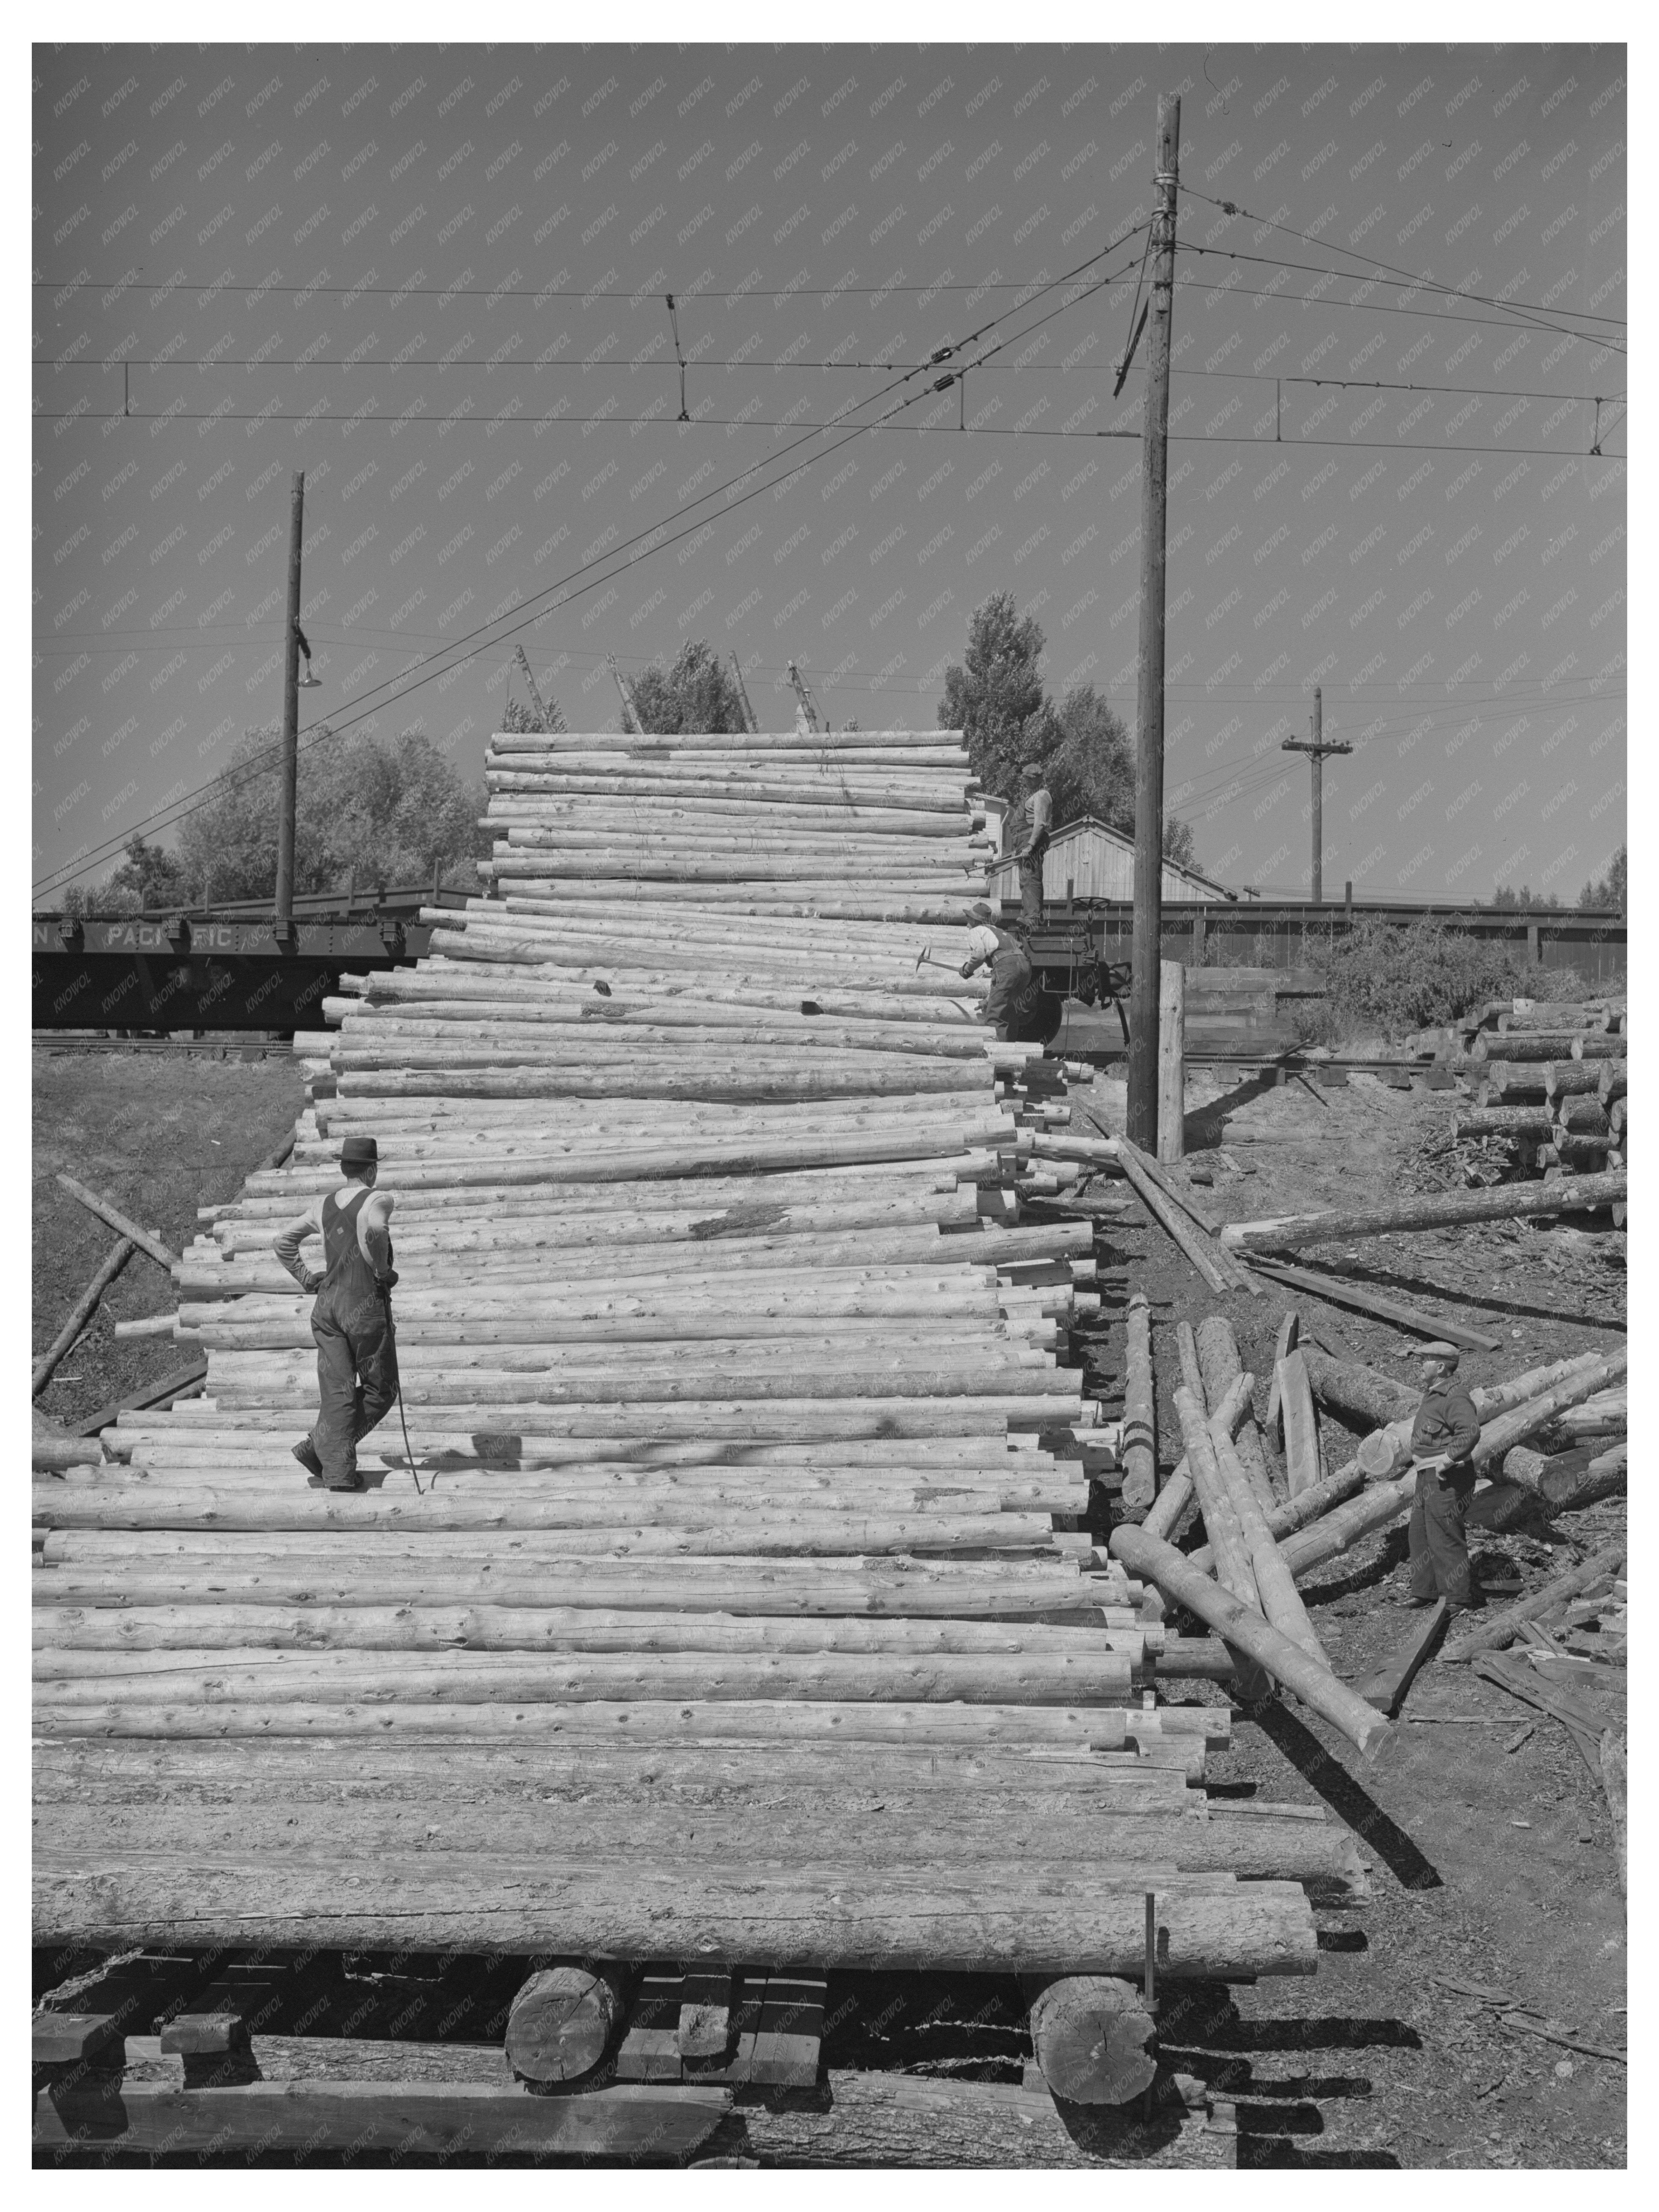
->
left=38, top=351, right=1624, bottom=411
left=28, top=402, right=1625, bottom=459
left=1181, top=187, right=1628, bottom=330
left=1169, top=269, right=1628, bottom=351
left=35, top=230, right=1146, bottom=893
left=34, top=272, right=1124, bottom=303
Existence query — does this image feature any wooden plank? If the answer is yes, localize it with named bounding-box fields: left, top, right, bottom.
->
left=749, top=1969, right=827, bottom=2087
left=1276, top=1349, right=1321, bottom=1499
left=676, top=1967, right=734, bottom=2061
left=31, top=2077, right=732, bottom=2160
left=1354, top=1599, right=1450, bottom=1714
left=53, top=1174, right=178, bottom=1270
left=1245, top=1254, right=1503, bottom=1353
left=75, top=1359, right=208, bottom=1438
left=613, top=1969, right=686, bottom=2082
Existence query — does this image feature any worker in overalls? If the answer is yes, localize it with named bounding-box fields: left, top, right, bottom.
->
left=1401, top=1341, right=1483, bottom=1615
left=961, top=920, right=1055, bottom=1043
left=273, top=1134, right=398, bottom=1491
left=1011, top=761, right=1053, bottom=931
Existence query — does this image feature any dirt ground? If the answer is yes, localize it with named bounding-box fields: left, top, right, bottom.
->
left=31, top=1044, right=1626, bottom=2166
left=1075, top=1061, right=1628, bottom=2169
left=32, top=1044, right=304, bottom=1433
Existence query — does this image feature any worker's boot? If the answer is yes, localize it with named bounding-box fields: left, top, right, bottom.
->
left=292, top=1436, right=325, bottom=1480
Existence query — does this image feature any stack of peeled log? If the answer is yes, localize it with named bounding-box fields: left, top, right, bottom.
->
left=35, top=725, right=1348, bottom=2029
left=1116, top=1332, right=1630, bottom=1727
left=1459, top=999, right=1626, bottom=1184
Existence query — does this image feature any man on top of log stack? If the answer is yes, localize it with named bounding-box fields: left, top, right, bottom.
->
left=273, top=1135, right=399, bottom=1493
left=1396, top=1343, right=1483, bottom=1618
left=1011, top=761, right=1053, bottom=932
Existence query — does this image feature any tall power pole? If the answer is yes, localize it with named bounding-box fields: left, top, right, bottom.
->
left=1126, top=93, right=1181, bottom=1150
left=1282, top=686, right=1352, bottom=902
left=275, top=470, right=306, bottom=926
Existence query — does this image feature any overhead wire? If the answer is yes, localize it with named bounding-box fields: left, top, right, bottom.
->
left=35, top=223, right=1152, bottom=891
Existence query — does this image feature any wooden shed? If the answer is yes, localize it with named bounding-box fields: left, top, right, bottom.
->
left=987, top=814, right=1235, bottom=905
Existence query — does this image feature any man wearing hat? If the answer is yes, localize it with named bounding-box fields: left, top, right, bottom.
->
left=272, top=1135, right=399, bottom=1491
left=1011, top=761, right=1053, bottom=931
left=1401, top=1343, right=1483, bottom=1613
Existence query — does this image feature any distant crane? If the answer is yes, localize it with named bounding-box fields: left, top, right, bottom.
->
left=729, top=651, right=760, bottom=735
left=607, top=653, right=644, bottom=735
left=786, top=660, right=822, bottom=735
left=513, top=645, right=556, bottom=733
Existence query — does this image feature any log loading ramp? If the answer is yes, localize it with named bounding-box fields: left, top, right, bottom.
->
left=33, top=726, right=1357, bottom=2159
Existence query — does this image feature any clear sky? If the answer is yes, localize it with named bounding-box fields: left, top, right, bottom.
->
left=33, top=38, right=1625, bottom=903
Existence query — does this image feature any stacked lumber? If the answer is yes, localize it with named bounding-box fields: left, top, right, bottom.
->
left=1456, top=998, right=1628, bottom=1200
left=34, top=725, right=1331, bottom=2067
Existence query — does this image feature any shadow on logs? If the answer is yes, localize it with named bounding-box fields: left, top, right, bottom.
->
left=1245, top=1699, right=1443, bottom=1892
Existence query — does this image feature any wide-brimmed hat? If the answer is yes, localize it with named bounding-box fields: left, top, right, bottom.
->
left=340, top=1135, right=379, bottom=1167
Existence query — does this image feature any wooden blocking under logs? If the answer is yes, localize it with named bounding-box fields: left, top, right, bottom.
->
left=32, top=2011, right=125, bottom=2068
left=32, top=2078, right=734, bottom=2163
left=677, top=1968, right=735, bottom=2062
left=505, top=1961, right=632, bottom=2086
left=1023, top=1973, right=1156, bottom=2107
left=612, top=1968, right=824, bottom=2087
left=1276, top=1349, right=1321, bottom=1497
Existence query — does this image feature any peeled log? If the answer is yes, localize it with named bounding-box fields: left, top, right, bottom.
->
left=1196, top=1317, right=1276, bottom=1517
left=1108, top=1525, right=1393, bottom=1761
left=1172, top=1388, right=1257, bottom=1611
left=1208, top=1404, right=1329, bottom=1670
left=1121, top=1292, right=1157, bottom=1517
left=1277, top=1350, right=1322, bottom=1497
left=1298, top=1348, right=1416, bottom=1433
left=506, top=1963, right=631, bottom=2084
left=1220, top=1170, right=1628, bottom=1249
left=31, top=1848, right=1316, bottom=1977
left=1024, top=1975, right=1156, bottom=2105
left=1187, top=1461, right=1367, bottom=1577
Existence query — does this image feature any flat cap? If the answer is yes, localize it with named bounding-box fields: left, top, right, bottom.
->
left=1410, top=1340, right=1460, bottom=1364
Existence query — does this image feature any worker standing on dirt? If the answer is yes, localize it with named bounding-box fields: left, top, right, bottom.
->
left=273, top=1135, right=399, bottom=1492
left=1011, top=761, right=1052, bottom=931
left=1401, top=1342, right=1483, bottom=1615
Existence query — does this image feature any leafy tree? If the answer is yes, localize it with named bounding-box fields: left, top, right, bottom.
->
left=938, top=591, right=1049, bottom=798
left=108, top=835, right=190, bottom=911
left=500, top=689, right=567, bottom=735
left=1163, top=815, right=1198, bottom=871
left=627, top=640, right=747, bottom=734
left=941, top=595, right=1203, bottom=873
left=1488, top=882, right=1562, bottom=911
left=1578, top=843, right=1626, bottom=913
left=172, top=726, right=489, bottom=902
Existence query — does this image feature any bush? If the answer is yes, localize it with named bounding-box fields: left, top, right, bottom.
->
left=1307, top=917, right=1589, bottom=1041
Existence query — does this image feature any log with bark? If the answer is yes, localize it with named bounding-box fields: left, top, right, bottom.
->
left=1219, top=1170, right=1627, bottom=1251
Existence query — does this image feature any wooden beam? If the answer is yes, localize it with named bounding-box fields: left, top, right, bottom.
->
left=32, top=2078, right=733, bottom=2161
left=1354, top=1599, right=1450, bottom=1715
left=53, top=1174, right=177, bottom=1269
left=1246, top=1255, right=1502, bottom=1353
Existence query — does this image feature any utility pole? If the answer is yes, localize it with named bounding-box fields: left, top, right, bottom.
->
left=1282, top=685, right=1352, bottom=902
left=514, top=644, right=554, bottom=733
left=607, top=652, right=643, bottom=733
left=786, top=659, right=822, bottom=734
left=1126, top=93, right=1180, bottom=1151
left=275, top=470, right=305, bottom=929
left=729, top=651, right=759, bottom=734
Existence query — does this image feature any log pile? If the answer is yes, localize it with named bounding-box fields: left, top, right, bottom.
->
left=1454, top=997, right=1627, bottom=1213
left=34, top=725, right=1336, bottom=2071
